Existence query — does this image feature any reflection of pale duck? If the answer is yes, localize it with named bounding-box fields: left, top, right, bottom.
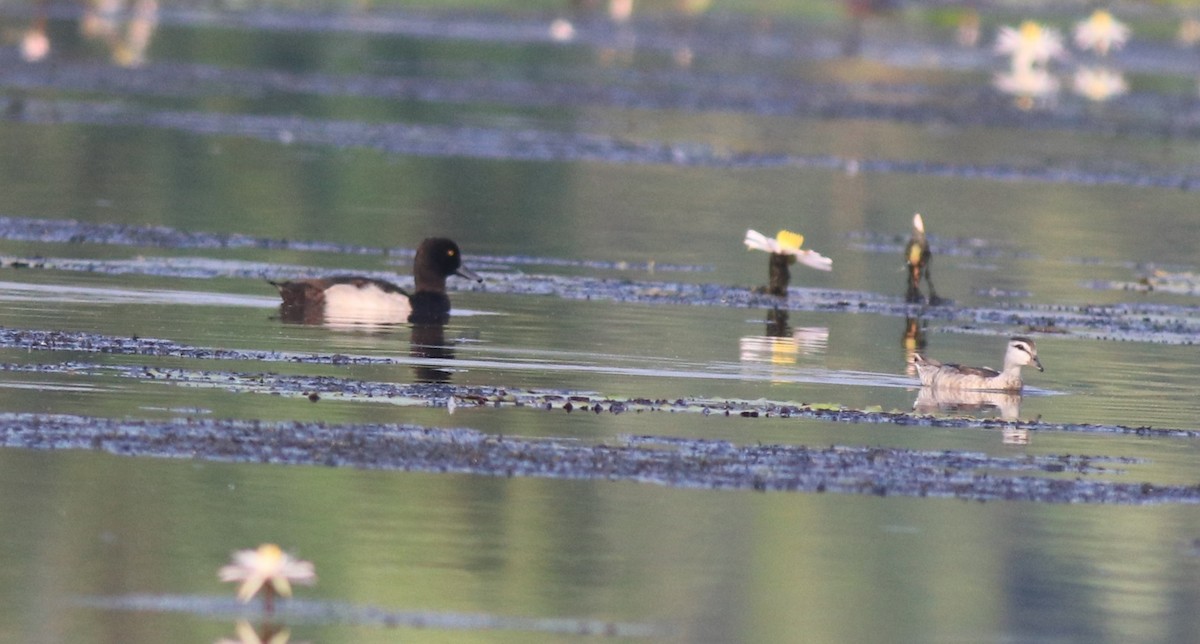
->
left=913, top=387, right=1023, bottom=421
left=913, top=337, right=1043, bottom=392
left=270, top=238, right=482, bottom=326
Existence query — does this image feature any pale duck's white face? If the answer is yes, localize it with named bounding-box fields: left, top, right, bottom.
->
left=322, top=282, right=411, bottom=328
left=1005, top=338, right=1043, bottom=371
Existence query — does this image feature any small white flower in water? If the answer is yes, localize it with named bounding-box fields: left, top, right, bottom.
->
left=218, top=543, right=316, bottom=604
left=20, top=28, right=50, bottom=62
left=1072, top=66, right=1128, bottom=102
left=743, top=229, right=832, bottom=271
left=994, top=21, right=1065, bottom=66
left=1074, top=9, right=1129, bottom=56
left=549, top=18, right=575, bottom=42
left=672, top=46, right=694, bottom=68
left=1178, top=18, right=1200, bottom=47
left=993, top=65, right=1060, bottom=106
left=609, top=0, right=633, bottom=24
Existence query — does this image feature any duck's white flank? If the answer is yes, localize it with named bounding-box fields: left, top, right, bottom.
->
left=322, top=282, right=411, bottom=323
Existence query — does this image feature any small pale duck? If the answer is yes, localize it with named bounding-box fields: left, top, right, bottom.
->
left=270, top=237, right=481, bottom=326
left=912, top=337, right=1043, bottom=392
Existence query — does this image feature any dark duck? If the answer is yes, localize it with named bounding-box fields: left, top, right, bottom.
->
left=271, top=237, right=481, bottom=326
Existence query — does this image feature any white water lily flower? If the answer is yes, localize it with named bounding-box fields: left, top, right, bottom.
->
left=994, top=21, right=1065, bottom=66
left=1072, top=66, right=1128, bottom=102
left=20, top=28, right=50, bottom=62
left=608, top=0, right=633, bottom=24
left=548, top=18, right=575, bottom=42
left=744, top=229, right=832, bottom=271
left=1074, top=9, right=1130, bottom=56
left=1178, top=18, right=1200, bottom=47
left=218, top=544, right=316, bottom=603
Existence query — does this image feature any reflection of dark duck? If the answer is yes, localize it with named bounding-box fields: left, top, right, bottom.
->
left=904, top=213, right=940, bottom=304
left=270, top=237, right=482, bottom=326
left=913, top=337, right=1043, bottom=392
left=411, top=322, right=455, bottom=384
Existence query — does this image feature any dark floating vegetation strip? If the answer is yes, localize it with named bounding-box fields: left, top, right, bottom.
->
left=0, top=412, right=1191, bottom=505
left=0, top=327, right=399, bottom=366
left=8, top=97, right=1200, bottom=192
left=0, top=216, right=705, bottom=273
left=4, top=361, right=1197, bottom=439
left=0, top=215, right=385, bottom=254
left=80, top=595, right=663, bottom=637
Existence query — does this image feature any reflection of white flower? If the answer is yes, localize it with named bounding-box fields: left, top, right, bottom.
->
left=1072, top=66, right=1128, bottom=102
left=994, top=21, right=1065, bottom=66
left=216, top=620, right=292, bottom=644
left=1074, top=9, right=1129, bottom=56
left=218, top=544, right=316, bottom=603
left=993, top=65, right=1060, bottom=100
left=739, top=327, right=829, bottom=365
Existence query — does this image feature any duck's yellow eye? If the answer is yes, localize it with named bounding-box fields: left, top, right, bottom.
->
left=448, top=249, right=457, bottom=257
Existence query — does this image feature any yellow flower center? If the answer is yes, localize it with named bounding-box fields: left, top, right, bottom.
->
left=257, top=543, right=284, bottom=567
left=774, top=230, right=804, bottom=252
left=1089, top=10, right=1113, bottom=29
left=1018, top=21, right=1042, bottom=42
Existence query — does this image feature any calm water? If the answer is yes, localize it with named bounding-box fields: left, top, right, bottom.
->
left=2, top=1, right=1200, bottom=642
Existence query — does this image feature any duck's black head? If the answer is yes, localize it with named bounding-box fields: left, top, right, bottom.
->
left=412, top=237, right=482, bottom=292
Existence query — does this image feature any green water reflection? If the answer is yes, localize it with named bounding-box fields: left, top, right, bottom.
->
left=5, top=448, right=1200, bottom=643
